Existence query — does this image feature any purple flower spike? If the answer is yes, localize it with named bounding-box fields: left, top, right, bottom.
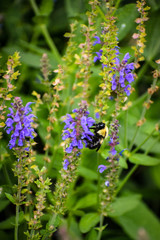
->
left=62, top=102, right=96, bottom=155
left=5, top=97, right=35, bottom=149
left=98, top=165, right=107, bottom=173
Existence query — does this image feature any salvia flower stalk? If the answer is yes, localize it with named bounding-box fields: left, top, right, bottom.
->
left=5, top=97, right=36, bottom=240
left=5, top=97, right=36, bottom=149
left=53, top=101, right=95, bottom=214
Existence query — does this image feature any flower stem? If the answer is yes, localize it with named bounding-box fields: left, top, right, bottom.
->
left=129, top=75, right=158, bottom=150
left=15, top=178, right=21, bottom=240
left=15, top=204, right=20, bottom=240
left=29, top=0, right=61, bottom=63
left=131, top=128, right=156, bottom=155
left=115, top=164, right=138, bottom=196
left=124, top=110, right=128, bottom=148
left=97, top=214, right=104, bottom=240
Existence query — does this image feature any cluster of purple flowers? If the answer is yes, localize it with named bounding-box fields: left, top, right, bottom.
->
left=5, top=97, right=35, bottom=149
left=111, top=53, right=134, bottom=96
left=62, top=106, right=95, bottom=170
left=93, top=36, right=135, bottom=96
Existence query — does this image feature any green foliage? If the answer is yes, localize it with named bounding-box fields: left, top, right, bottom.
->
left=115, top=202, right=160, bottom=240
left=79, top=212, right=100, bottom=233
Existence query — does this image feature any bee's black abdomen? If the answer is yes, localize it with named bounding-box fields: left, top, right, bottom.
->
left=85, top=122, right=107, bottom=151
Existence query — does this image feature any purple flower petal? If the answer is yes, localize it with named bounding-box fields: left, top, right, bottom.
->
left=105, top=180, right=110, bottom=187
left=63, top=159, right=70, bottom=170
left=93, top=36, right=101, bottom=46
left=98, top=165, right=107, bottom=173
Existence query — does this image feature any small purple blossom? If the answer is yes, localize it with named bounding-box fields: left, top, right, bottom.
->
left=5, top=97, right=36, bottom=149
left=93, top=50, right=103, bottom=63
left=63, top=159, right=70, bottom=170
left=119, top=149, right=127, bottom=156
left=109, top=148, right=117, bottom=156
left=93, top=36, right=101, bottom=46
left=95, top=112, right=100, bottom=119
left=98, top=165, right=107, bottom=173
left=105, top=180, right=110, bottom=187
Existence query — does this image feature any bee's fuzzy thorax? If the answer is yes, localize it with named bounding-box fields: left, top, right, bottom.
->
left=97, top=126, right=108, bottom=139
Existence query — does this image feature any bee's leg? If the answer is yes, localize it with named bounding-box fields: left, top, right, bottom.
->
left=96, top=143, right=101, bottom=152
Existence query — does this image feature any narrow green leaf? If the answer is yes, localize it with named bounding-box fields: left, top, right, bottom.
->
left=108, top=194, right=141, bottom=217
left=79, top=213, right=100, bottom=233
left=5, top=193, right=15, bottom=204
left=74, top=193, right=97, bottom=210
left=129, top=154, right=160, bottom=166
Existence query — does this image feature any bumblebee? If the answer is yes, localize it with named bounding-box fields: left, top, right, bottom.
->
left=85, top=122, right=108, bottom=152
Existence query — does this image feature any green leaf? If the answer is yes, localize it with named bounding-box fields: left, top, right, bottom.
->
left=115, top=202, right=160, bottom=240
left=129, top=154, right=160, bottom=166
left=145, top=12, right=160, bottom=61
left=116, top=4, right=138, bottom=41
left=5, top=193, right=15, bottom=204
left=78, top=166, right=98, bottom=180
left=0, top=200, right=9, bottom=212
left=108, top=194, right=141, bottom=217
left=151, top=165, right=160, bottom=188
left=79, top=213, right=100, bottom=233
left=33, top=15, right=48, bottom=25
left=74, top=193, right=97, bottom=210
left=119, top=157, right=128, bottom=169
left=40, top=0, right=54, bottom=16
left=0, top=216, right=15, bottom=229
left=85, top=229, right=98, bottom=240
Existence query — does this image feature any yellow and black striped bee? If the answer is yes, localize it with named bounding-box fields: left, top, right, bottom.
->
left=86, top=122, right=108, bottom=151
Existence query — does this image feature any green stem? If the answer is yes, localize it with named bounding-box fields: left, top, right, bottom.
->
left=15, top=204, right=20, bottom=240
left=116, top=126, right=158, bottom=195
left=124, top=110, right=128, bottom=148
left=29, top=0, right=61, bottom=63
left=131, top=128, right=156, bottom=155
left=115, top=0, right=122, bottom=10
left=15, top=179, right=21, bottom=240
left=96, top=6, right=106, bottom=21
left=136, top=62, right=149, bottom=83
left=129, top=74, right=158, bottom=150
left=145, top=134, right=160, bottom=155
left=97, top=214, right=104, bottom=240
left=115, top=164, right=138, bottom=196
left=97, top=153, right=100, bottom=207
left=129, top=126, right=139, bottom=150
